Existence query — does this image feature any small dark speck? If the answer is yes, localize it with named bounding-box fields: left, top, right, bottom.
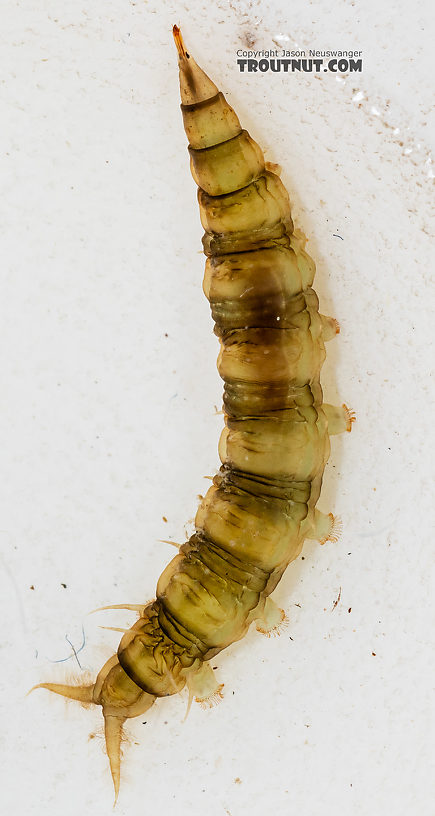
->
left=332, top=233, right=344, bottom=240
left=372, top=652, right=376, bottom=656
left=164, top=721, right=168, bottom=724
left=289, top=635, right=294, bottom=641
left=301, top=556, right=305, bottom=560
left=348, top=607, right=352, bottom=613
left=164, top=333, right=168, bottom=337
left=294, top=603, right=301, bottom=608
left=30, top=585, right=35, bottom=590
left=232, top=691, right=235, bottom=695
left=142, top=721, right=147, bottom=724
left=61, top=583, right=67, bottom=588
left=348, top=553, right=352, bottom=555
left=213, top=666, right=218, bottom=669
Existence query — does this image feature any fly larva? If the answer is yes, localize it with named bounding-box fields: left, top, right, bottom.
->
left=32, top=26, right=355, bottom=801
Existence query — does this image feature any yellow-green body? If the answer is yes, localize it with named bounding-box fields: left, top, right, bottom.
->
left=34, top=29, right=353, bottom=800
left=139, top=54, right=331, bottom=665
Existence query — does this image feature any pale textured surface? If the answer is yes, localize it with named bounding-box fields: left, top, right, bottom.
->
left=1, top=1, right=434, bottom=815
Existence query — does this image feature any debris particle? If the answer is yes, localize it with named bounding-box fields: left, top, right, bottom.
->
left=331, top=586, right=342, bottom=611
left=162, top=516, right=167, bottom=523
left=348, top=607, right=352, bottom=613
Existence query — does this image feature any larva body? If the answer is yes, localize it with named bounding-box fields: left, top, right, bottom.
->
left=34, top=27, right=353, bottom=799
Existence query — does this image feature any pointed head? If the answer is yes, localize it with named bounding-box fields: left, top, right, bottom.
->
left=172, top=25, right=219, bottom=105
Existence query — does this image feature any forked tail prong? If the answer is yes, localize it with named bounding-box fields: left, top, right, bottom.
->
left=89, top=603, right=148, bottom=615
left=99, top=625, right=133, bottom=634
left=28, top=682, right=95, bottom=704
left=183, top=686, right=195, bottom=722
left=104, top=714, right=126, bottom=806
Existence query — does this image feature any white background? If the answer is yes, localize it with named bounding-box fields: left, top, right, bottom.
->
left=1, top=1, right=434, bottom=815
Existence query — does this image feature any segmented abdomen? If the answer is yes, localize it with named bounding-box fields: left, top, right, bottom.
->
left=140, top=64, right=331, bottom=662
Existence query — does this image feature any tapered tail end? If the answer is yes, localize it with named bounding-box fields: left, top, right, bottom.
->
left=31, top=650, right=159, bottom=801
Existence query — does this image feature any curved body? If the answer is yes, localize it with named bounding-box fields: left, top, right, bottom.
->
left=34, top=28, right=353, bottom=800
